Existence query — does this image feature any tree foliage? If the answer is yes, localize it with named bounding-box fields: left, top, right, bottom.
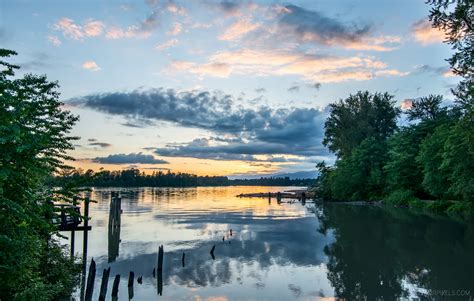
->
left=323, top=91, right=399, bottom=159
left=0, top=49, right=80, bottom=299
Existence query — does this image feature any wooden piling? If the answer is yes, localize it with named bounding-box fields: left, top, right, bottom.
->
left=112, top=274, right=120, bottom=297
left=128, top=271, right=135, bottom=300
left=182, top=252, right=185, bottom=267
left=98, top=267, right=110, bottom=301
left=84, top=258, right=96, bottom=301
left=137, top=276, right=142, bottom=284
left=83, top=197, right=90, bottom=259
left=157, top=245, right=164, bottom=296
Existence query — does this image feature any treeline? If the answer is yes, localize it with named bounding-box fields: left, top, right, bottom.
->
left=315, top=93, right=473, bottom=208
left=52, top=168, right=315, bottom=187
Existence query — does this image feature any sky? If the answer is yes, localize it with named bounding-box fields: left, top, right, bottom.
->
left=1, top=0, right=460, bottom=177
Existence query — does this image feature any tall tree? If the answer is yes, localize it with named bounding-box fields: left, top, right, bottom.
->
left=0, top=49, right=80, bottom=299
left=323, top=91, right=400, bottom=159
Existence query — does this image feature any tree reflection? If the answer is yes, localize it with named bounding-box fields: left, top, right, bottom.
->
left=317, top=204, right=474, bottom=299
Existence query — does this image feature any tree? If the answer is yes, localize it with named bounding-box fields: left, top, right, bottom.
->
left=407, top=95, right=447, bottom=122
left=0, top=49, right=80, bottom=299
left=427, top=0, right=473, bottom=108
left=323, top=91, right=400, bottom=159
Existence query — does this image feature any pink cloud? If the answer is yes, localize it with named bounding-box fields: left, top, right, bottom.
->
left=412, top=19, right=445, bottom=45
left=54, top=18, right=84, bottom=40
left=82, top=61, right=101, bottom=71
left=83, top=19, right=105, bottom=37
left=47, top=35, right=62, bottom=46
left=219, top=19, right=260, bottom=41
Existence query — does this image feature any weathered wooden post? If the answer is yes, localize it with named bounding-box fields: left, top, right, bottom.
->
left=157, top=245, right=164, bottom=296
left=98, top=267, right=111, bottom=301
left=277, top=192, right=282, bottom=204
left=84, top=258, right=96, bottom=301
left=128, top=271, right=135, bottom=299
left=108, top=193, right=121, bottom=263
left=268, top=192, right=271, bottom=204
left=83, top=197, right=90, bottom=259
left=111, top=274, right=120, bottom=298
left=137, top=276, right=143, bottom=284
left=301, top=192, right=306, bottom=205
left=182, top=252, right=185, bottom=267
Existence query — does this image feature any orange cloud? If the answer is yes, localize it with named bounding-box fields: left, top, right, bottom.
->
left=82, top=61, right=101, bottom=71
left=176, top=48, right=406, bottom=83
left=412, top=19, right=445, bottom=45
left=155, top=39, right=179, bottom=50
left=54, top=18, right=84, bottom=40
left=219, top=19, right=260, bottom=41
left=47, top=35, right=61, bottom=46
left=401, top=99, right=413, bottom=110
left=167, top=23, right=183, bottom=36
left=83, top=19, right=105, bottom=37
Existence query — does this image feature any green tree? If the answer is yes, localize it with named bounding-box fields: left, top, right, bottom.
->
left=323, top=91, right=400, bottom=159
left=0, top=49, right=80, bottom=299
left=427, top=0, right=473, bottom=109
left=407, top=95, right=447, bottom=122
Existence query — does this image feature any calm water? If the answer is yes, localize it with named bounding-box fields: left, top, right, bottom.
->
left=70, top=187, right=474, bottom=300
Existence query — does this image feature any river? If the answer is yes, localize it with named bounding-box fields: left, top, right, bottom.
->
left=70, top=186, right=474, bottom=300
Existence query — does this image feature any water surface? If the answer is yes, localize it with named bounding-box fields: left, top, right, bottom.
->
left=71, top=187, right=474, bottom=300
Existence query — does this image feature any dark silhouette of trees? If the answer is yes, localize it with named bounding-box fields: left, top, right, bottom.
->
left=52, top=168, right=315, bottom=187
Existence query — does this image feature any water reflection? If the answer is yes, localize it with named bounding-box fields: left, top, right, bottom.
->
left=76, top=187, right=474, bottom=300
left=318, top=203, right=474, bottom=300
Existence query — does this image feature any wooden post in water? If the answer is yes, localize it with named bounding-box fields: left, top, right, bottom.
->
left=98, top=267, right=110, bottom=301
left=210, top=245, right=216, bottom=260
left=182, top=252, right=185, bottom=267
left=112, top=274, right=120, bottom=298
left=128, top=271, right=135, bottom=300
left=276, top=192, right=282, bottom=204
left=157, top=245, right=164, bottom=296
left=83, top=197, right=90, bottom=259
left=84, top=258, right=96, bottom=301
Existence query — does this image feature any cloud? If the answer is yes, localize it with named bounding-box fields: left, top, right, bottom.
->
left=413, top=64, right=454, bottom=77
left=167, top=22, right=182, bottom=36
left=401, top=99, right=413, bottom=110
left=82, top=61, right=101, bottom=71
left=255, top=87, right=266, bottom=93
left=89, top=142, right=111, bottom=148
left=308, top=83, right=321, bottom=90
left=411, top=19, right=445, bottom=45
left=155, top=39, right=179, bottom=50
left=275, top=5, right=400, bottom=51
left=71, top=88, right=331, bottom=160
left=216, top=1, right=242, bottom=16
left=92, top=152, right=168, bottom=164
left=169, top=60, right=232, bottom=78
left=171, top=48, right=405, bottom=83
left=287, top=85, right=299, bottom=92
left=47, top=35, right=62, bottom=46
left=54, top=18, right=84, bottom=40
left=166, top=2, right=187, bottom=15
left=219, top=19, right=260, bottom=41
left=83, top=19, right=105, bottom=36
